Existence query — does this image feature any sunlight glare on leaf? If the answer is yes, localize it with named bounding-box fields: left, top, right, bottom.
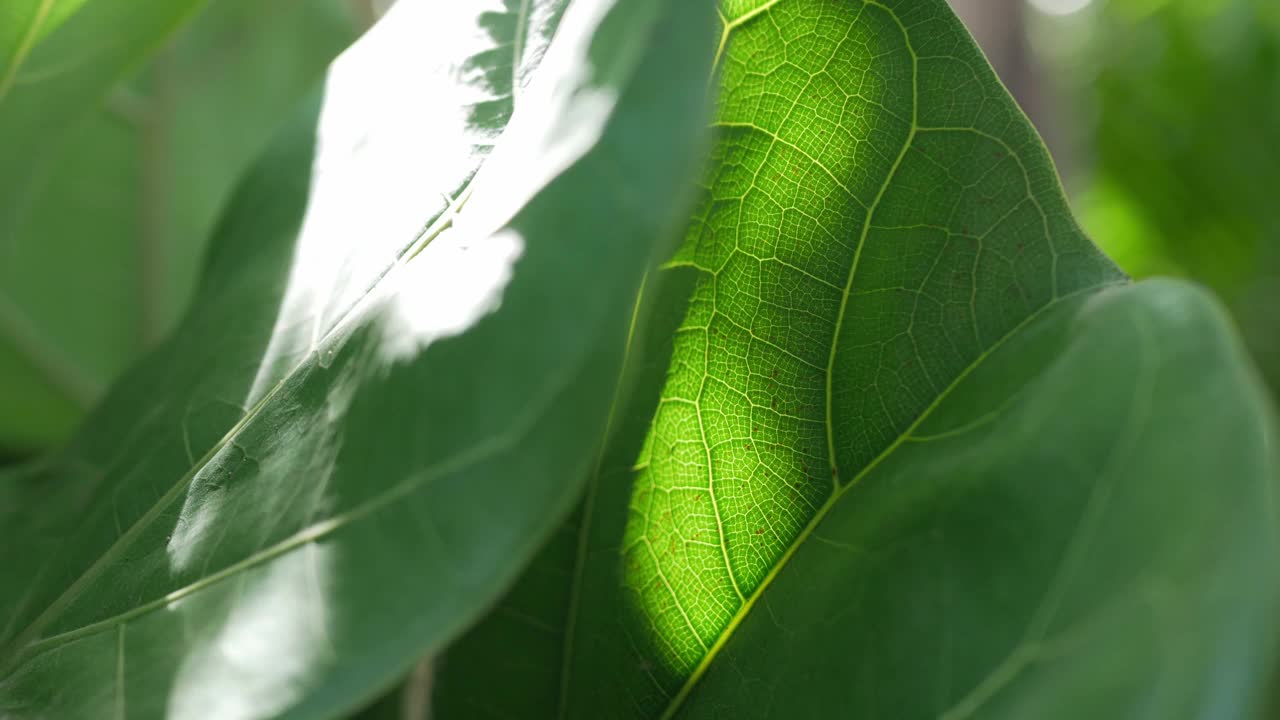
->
left=243, top=0, right=505, bottom=405
left=378, top=228, right=523, bottom=365
left=166, top=549, right=333, bottom=720
left=246, top=0, right=634, bottom=393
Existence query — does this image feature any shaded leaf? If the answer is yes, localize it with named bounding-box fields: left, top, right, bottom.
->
left=435, top=1, right=1280, bottom=717
left=0, top=0, right=717, bottom=716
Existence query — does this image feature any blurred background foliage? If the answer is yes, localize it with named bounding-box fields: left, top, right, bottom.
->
left=0, top=0, right=362, bottom=458
left=1038, top=0, right=1280, bottom=393
left=955, top=0, right=1280, bottom=392
left=0, top=0, right=1277, bottom=460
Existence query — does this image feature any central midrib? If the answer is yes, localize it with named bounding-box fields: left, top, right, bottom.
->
left=2, top=0, right=661, bottom=675
left=655, top=277, right=1117, bottom=718
left=2, top=0, right=579, bottom=655
left=511, top=0, right=530, bottom=103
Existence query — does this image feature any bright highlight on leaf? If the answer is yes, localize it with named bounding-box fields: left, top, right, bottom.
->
left=1, top=0, right=1277, bottom=718
left=624, top=0, right=1120, bottom=676
left=0, top=0, right=717, bottom=716
left=435, top=2, right=1280, bottom=719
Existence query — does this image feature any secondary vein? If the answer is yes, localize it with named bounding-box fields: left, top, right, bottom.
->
left=657, top=282, right=1119, bottom=720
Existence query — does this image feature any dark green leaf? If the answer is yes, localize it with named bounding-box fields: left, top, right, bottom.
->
left=436, top=1, right=1280, bottom=717
left=0, top=0, right=717, bottom=716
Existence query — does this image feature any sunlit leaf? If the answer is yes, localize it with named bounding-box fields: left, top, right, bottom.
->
left=0, top=0, right=716, bottom=716
left=435, top=1, right=1280, bottom=717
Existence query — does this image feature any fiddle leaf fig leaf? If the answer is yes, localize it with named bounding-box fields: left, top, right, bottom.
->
left=0, top=0, right=716, bottom=717
left=434, top=1, right=1280, bottom=718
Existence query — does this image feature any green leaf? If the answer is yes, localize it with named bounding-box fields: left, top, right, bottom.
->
left=435, top=0, right=1280, bottom=717
left=1079, top=0, right=1280, bottom=393
left=0, top=0, right=210, bottom=448
left=0, top=0, right=92, bottom=94
left=0, top=0, right=716, bottom=716
left=0, top=0, right=356, bottom=452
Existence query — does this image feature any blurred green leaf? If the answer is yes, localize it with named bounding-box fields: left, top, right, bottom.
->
left=0, top=0, right=716, bottom=716
left=0, top=0, right=356, bottom=453
left=0, top=0, right=92, bottom=93
left=1080, top=0, right=1280, bottom=390
left=436, top=1, right=1280, bottom=717
left=0, top=0, right=210, bottom=450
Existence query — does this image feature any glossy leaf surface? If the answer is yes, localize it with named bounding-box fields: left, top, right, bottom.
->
left=0, top=0, right=716, bottom=716
left=435, top=1, right=1280, bottom=717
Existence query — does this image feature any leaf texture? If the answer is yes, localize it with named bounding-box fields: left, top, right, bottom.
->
left=0, top=0, right=717, bottom=716
left=434, top=1, right=1280, bottom=717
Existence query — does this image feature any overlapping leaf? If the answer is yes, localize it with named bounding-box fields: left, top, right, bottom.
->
left=0, top=0, right=716, bottom=716
left=435, top=1, right=1280, bottom=717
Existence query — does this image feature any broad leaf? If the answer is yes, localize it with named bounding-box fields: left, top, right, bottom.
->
left=0, top=0, right=716, bottom=716
left=435, top=0, right=1280, bottom=717
left=0, top=0, right=356, bottom=451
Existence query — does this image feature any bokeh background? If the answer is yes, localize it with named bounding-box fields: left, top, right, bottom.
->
left=953, top=0, right=1280, bottom=400
left=1, top=0, right=1276, bottom=460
